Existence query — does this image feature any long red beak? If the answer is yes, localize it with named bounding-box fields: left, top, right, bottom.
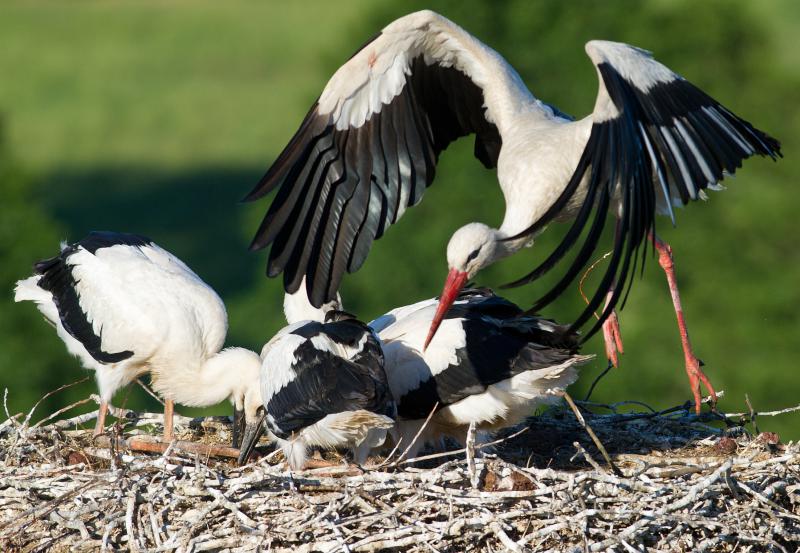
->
left=423, top=268, right=468, bottom=351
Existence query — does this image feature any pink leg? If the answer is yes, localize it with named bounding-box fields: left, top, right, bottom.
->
left=163, top=399, right=175, bottom=442
left=651, top=234, right=718, bottom=413
left=602, top=289, right=625, bottom=368
left=94, top=401, right=108, bottom=437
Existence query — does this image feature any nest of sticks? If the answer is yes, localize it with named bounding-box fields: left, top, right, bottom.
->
left=0, top=385, right=798, bottom=552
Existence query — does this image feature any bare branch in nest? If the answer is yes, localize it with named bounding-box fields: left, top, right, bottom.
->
left=21, top=376, right=90, bottom=429
left=92, top=434, right=242, bottom=459
left=583, top=360, right=614, bottom=402
left=723, top=402, right=800, bottom=419
left=136, top=379, right=165, bottom=406
left=387, top=401, right=439, bottom=467
left=561, top=390, right=622, bottom=476
left=31, top=398, right=94, bottom=429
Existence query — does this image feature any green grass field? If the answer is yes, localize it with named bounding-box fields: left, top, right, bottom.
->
left=1, top=0, right=799, bottom=440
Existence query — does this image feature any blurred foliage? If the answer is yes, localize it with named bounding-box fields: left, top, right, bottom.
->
left=0, top=119, right=73, bottom=414
left=1, top=1, right=798, bottom=437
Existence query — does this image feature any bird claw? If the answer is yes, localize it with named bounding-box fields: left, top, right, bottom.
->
left=602, top=310, right=624, bottom=368
left=686, top=355, right=718, bottom=414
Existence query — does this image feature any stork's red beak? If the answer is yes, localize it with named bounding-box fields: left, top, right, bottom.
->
left=424, top=268, right=469, bottom=351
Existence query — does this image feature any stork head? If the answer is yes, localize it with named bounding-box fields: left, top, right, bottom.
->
left=446, top=223, right=499, bottom=277
left=424, top=223, right=500, bottom=350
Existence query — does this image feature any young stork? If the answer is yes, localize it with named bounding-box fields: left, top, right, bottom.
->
left=371, top=289, right=590, bottom=459
left=14, top=231, right=263, bottom=443
left=245, top=10, right=781, bottom=413
left=237, top=304, right=395, bottom=468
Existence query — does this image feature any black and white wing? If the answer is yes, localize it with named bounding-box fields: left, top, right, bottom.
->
left=246, top=10, right=553, bottom=307
left=263, top=319, right=394, bottom=439
left=30, top=232, right=155, bottom=363
left=19, top=231, right=226, bottom=365
left=379, top=289, right=582, bottom=419
left=506, top=40, right=781, bottom=338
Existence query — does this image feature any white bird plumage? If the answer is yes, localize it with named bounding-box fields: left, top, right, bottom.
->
left=238, top=284, right=395, bottom=468
left=267, top=284, right=589, bottom=463
left=14, top=232, right=263, bottom=442
left=246, top=10, right=780, bottom=413
left=372, top=290, right=591, bottom=459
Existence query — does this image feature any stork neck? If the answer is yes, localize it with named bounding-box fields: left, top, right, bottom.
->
left=489, top=228, right=526, bottom=264
left=150, top=347, right=261, bottom=408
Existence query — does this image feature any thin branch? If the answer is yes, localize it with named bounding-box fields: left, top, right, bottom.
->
left=91, top=435, right=241, bottom=459
left=583, top=360, right=614, bottom=402
left=561, top=391, right=622, bottom=476
left=136, top=379, right=166, bottom=407
left=22, top=376, right=90, bottom=429
left=390, top=402, right=439, bottom=466
left=578, top=251, right=613, bottom=317
left=32, top=397, right=93, bottom=429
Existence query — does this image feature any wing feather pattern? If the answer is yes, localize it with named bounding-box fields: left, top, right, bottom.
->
left=392, top=290, right=581, bottom=419
left=266, top=319, right=393, bottom=439
left=33, top=232, right=154, bottom=364
left=504, top=41, right=781, bottom=340
left=246, top=11, right=511, bottom=307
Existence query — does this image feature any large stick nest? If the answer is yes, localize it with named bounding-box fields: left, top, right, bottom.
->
left=0, top=392, right=798, bottom=552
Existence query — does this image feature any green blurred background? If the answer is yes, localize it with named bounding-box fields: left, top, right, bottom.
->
left=2, top=0, right=798, bottom=438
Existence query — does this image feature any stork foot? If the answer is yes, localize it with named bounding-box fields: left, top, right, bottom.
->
left=685, top=354, right=718, bottom=414
left=601, top=309, right=624, bottom=368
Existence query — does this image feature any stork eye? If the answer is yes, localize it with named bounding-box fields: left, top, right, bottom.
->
left=466, top=247, right=481, bottom=263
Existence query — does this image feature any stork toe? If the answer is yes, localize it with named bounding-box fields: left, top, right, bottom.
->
left=685, top=355, right=718, bottom=414
left=601, top=310, right=624, bottom=368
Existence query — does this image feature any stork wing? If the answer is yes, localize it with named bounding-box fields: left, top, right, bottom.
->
left=32, top=232, right=155, bottom=364
left=506, top=40, right=780, bottom=339
left=393, top=306, right=581, bottom=419
left=265, top=339, right=393, bottom=438
left=245, top=10, right=532, bottom=307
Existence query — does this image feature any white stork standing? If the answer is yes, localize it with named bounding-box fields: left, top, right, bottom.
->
left=245, top=10, right=781, bottom=413
left=370, top=288, right=590, bottom=460
left=14, top=231, right=263, bottom=444
left=237, top=305, right=395, bottom=468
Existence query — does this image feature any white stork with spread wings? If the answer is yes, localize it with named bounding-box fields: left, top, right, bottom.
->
left=245, top=10, right=781, bottom=412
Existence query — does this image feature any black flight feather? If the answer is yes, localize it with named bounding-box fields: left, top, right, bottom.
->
left=246, top=40, right=501, bottom=307
left=504, top=62, right=780, bottom=342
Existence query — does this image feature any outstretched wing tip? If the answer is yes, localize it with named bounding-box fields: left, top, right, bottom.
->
left=515, top=40, right=781, bottom=335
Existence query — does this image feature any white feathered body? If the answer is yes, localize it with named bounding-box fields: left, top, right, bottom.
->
left=259, top=314, right=395, bottom=469
left=13, top=234, right=259, bottom=412
left=248, top=9, right=778, bottom=322
left=372, top=292, right=591, bottom=458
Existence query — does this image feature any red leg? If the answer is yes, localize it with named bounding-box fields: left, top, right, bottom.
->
left=163, top=399, right=175, bottom=442
left=602, top=288, right=625, bottom=368
left=651, top=233, right=718, bottom=413
left=93, top=401, right=108, bottom=437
